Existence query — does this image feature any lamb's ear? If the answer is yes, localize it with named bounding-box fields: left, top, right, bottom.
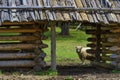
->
left=80, top=47, right=83, bottom=50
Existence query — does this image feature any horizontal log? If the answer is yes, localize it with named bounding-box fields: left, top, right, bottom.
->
left=0, top=60, right=35, bottom=67
left=101, top=56, right=116, bottom=61
left=87, top=43, right=119, bottom=48
left=41, top=35, right=48, bottom=40
left=39, top=44, right=48, bottom=49
left=92, top=62, right=115, bottom=69
left=110, top=54, right=120, bottom=58
left=86, top=30, right=110, bottom=34
left=107, top=37, right=120, bottom=42
left=0, top=29, right=42, bottom=33
left=0, top=36, right=39, bottom=41
left=101, top=34, right=120, bottom=38
left=111, top=29, right=120, bottom=33
left=111, top=61, right=120, bottom=65
left=0, top=53, right=36, bottom=60
left=1, top=22, right=35, bottom=26
left=0, top=44, right=48, bottom=50
left=110, top=46, right=120, bottom=51
left=102, top=50, right=116, bottom=53
left=87, top=38, right=107, bottom=42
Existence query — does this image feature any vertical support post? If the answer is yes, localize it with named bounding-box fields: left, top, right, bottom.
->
left=51, top=22, right=56, bottom=70
left=96, top=24, right=101, bottom=62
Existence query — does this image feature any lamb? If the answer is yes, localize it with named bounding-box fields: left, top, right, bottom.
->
left=75, top=46, right=95, bottom=65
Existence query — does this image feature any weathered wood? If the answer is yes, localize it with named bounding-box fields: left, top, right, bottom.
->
left=96, top=25, right=101, bottom=61
left=86, top=30, right=110, bottom=34
left=34, top=61, right=46, bottom=71
left=111, top=29, right=120, bottom=33
left=0, top=53, right=36, bottom=60
left=75, top=0, right=86, bottom=21
left=0, top=44, right=48, bottom=50
left=107, top=37, right=120, bottom=42
left=51, top=22, right=56, bottom=70
left=87, top=38, right=107, bottom=42
left=9, top=0, right=19, bottom=22
left=101, top=56, right=117, bottom=61
left=110, top=46, right=120, bottom=51
left=1, top=22, right=35, bottom=26
left=92, top=62, right=114, bottom=69
left=0, top=36, right=39, bottom=41
left=0, top=28, right=42, bottom=33
left=55, top=12, right=64, bottom=21
left=0, top=60, right=35, bottom=67
left=88, top=43, right=119, bottom=48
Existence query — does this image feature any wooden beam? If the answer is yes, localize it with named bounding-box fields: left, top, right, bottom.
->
left=0, top=60, right=35, bottom=67
left=0, top=29, right=42, bottom=33
left=0, top=44, right=48, bottom=50
left=96, top=25, right=101, bottom=61
left=0, top=53, right=36, bottom=60
left=0, top=36, right=39, bottom=41
left=2, top=22, right=35, bottom=26
left=51, top=22, right=56, bottom=70
left=92, top=62, right=114, bottom=69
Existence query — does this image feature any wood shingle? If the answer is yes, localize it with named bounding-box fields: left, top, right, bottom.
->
left=0, top=0, right=119, bottom=25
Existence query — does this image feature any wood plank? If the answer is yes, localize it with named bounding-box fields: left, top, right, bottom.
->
left=87, top=43, right=119, bottom=48
left=111, top=29, right=120, bottom=33
left=1, top=0, right=10, bottom=22
left=101, top=56, right=117, bottom=61
left=0, top=36, right=39, bottom=41
left=92, top=62, right=115, bottom=69
left=87, top=0, right=98, bottom=23
left=110, top=46, right=120, bottom=51
left=51, top=22, right=56, bottom=70
left=86, top=30, right=110, bottom=34
left=37, top=0, right=43, bottom=20
left=87, top=38, right=107, bottom=42
left=2, top=22, right=35, bottom=26
left=9, top=0, right=19, bottom=22
left=27, top=0, right=36, bottom=21
left=0, top=44, right=48, bottom=50
left=51, top=0, right=58, bottom=6
left=61, top=0, right=70, bottom=21
left=107, top=37, right=120, bottom=42
left=0, top=60, right=35, bottom=67
left=0, top=53, right=36, bottom=60
left=0, top=29, right=42, bottom=33
left=75, top=0, right=88, bottom=21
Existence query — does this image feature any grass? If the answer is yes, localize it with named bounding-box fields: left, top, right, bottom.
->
left=112, top=69, right=120, bottom=73
left=35, top=69, right=58, bottom=76
left=43, top=27, right=91, bottom=63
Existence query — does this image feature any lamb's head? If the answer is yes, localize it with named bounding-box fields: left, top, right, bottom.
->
left=75, top=46, right=82, bottom=53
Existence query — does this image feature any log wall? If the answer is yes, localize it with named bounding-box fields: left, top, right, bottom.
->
left=0, top=22, right=48, bottom=71
left=86, top=24, right=120, bottom=70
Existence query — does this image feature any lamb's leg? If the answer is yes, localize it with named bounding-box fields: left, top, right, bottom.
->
left=81, top=58, right=86, bottom=65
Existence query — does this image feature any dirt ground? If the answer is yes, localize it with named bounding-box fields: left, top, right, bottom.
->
left=0, top=62, right=120, bottom=80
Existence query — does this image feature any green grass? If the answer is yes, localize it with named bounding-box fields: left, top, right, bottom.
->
left=43, top=27, right=91, bottom=63
left=35, top=69, right=58, bottom=76
left=112, top=70, right=120, bottom=73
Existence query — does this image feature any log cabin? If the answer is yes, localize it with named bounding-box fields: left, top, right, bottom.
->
left=0, top=0, right=120, bottom=70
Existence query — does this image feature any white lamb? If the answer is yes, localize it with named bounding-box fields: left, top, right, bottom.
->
left=75, top=46, right=95, bottom=65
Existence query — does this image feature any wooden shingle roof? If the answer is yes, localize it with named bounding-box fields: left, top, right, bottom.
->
left=0, top=0, right=120, bottom=25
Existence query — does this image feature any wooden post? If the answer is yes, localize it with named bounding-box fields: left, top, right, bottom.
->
left=96, top=24, right=101, bottom=62
left=51, top=22, right=56, bottom=70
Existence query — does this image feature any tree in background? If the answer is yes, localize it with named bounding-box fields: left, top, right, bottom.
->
left=59, top=22, right=70, bottom=36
